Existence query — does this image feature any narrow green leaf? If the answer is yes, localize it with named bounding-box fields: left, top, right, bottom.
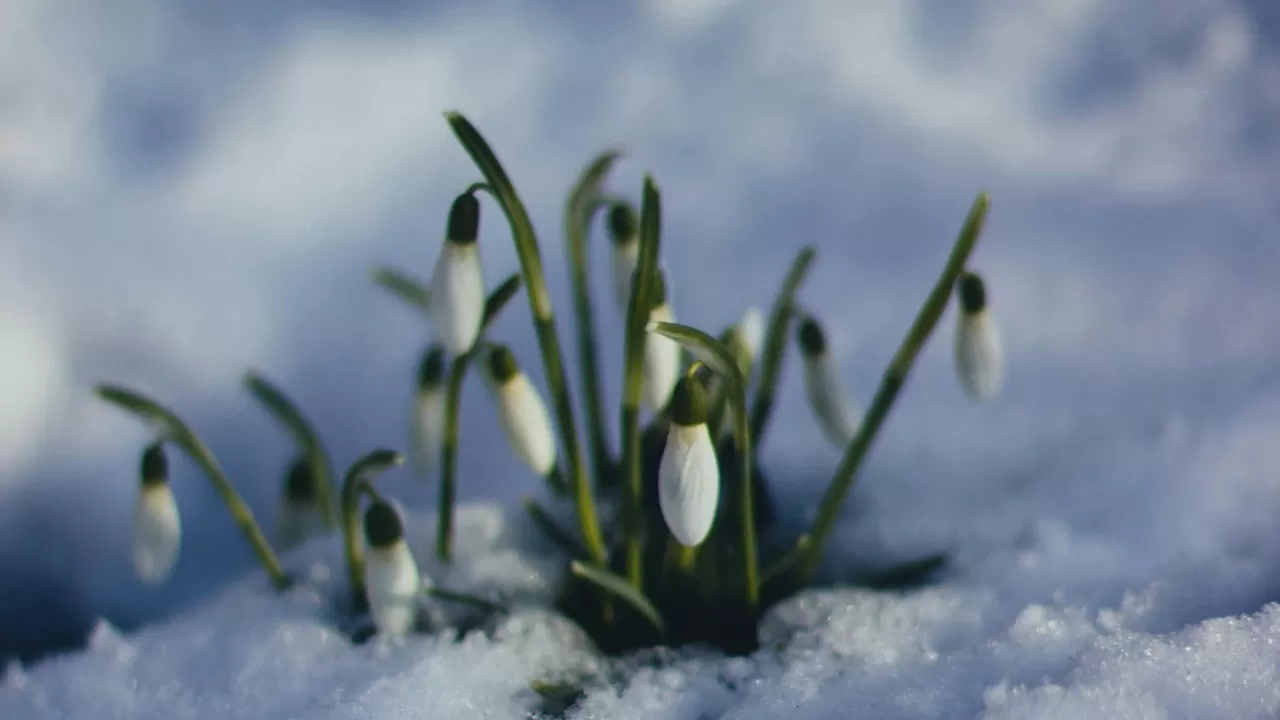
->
left=800, top=193, right=989, bottom=582
left=522, top=497, right=590, bottom=561
left=94, top=384, right=289, bottom=590
left=341, top=448, right=405, bottom=612
left=372, top=267, right=431, bottom=316
left=569, top=560, right=665, bottom=634
left=620, top=177, right=663, bottom=591
left=481, top=272, right=522, bottom=330
left=748, top=247, right=817, bottom=448
left=424, top=586, right=507, bottom=614
left=762, top=534, right=811, bottom=586
left=646, top=320, right=759, bottom=607
left=243, top=372, right=337, bottom=528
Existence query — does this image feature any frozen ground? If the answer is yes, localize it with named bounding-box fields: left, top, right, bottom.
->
left=6, top=0, right=1280, bottom=717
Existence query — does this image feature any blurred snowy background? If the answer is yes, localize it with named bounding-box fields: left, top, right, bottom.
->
left=4, top=0, right=1280, bottom=675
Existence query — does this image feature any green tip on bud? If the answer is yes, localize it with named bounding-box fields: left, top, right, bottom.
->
left=140, top=442, right=167, bottom=487
left=284, top=458, right=316, bottom=503
left=417, top=344, right=446, bottom=390
left=447, top=192, right=480, bottom=245
left=669, top=375, right=708, bottom=427
left=958, top=271, right=987, bottom=314
left=487, top=345, right=520, bottom=385
left=363, top=501, right=404, bottom=549
left=796, top=316, right=827, bottom=357
left=608, top=202, right=637, bottom=245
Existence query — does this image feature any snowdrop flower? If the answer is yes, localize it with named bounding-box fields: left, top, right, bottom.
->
left=659, top=375, right=720, bottom=547
left=486, top=344, right=558, bottom=476
left=797, top=316, right=860, bottom=448
left=409, top=344, right=446, bottom=477
left=362, top=500, right=422, bottom=637
left=954, top=271, right=1004, bottom=401
left=642, top=272, right=681, bottom=412
left=735, top=306, right=765, bottom=368
left=608, top=202, right=640, bottom=316
left=131, top=442, right=181, bottom=585
left=428, top=192, right=485, bottom=354
left=716, top=306, right=766, bottom=440
left=274, top=458, right=327, bottom=552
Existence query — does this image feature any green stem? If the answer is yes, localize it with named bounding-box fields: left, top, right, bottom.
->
left=341, top=449, right=404, bottom=612
left=566, top=151, right=623, bottom=487
left=798, top=193, right=989, bottom=582
left=94, top=385, right=289, bottom=590
left=243, top=372, right=338, bottom=528
left=444, top=111, right=607, bottom=566
left=748, top=247, right=817, bottom=449
left=437, top=353, right=470, bottom=563
left=620, top=178, right=664, bottom=590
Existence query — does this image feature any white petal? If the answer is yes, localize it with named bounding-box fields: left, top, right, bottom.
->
left=803, top=353, right=861, bottom=448
left=131, top=484, right=181, bottom=584
left=611, top=240, right=640, bottom=315
left=642, top=305, right=681, bottom=411
left=737, top=306, right=765, bottom=361
left=274, top=502, right=328, bottom=553
left=364, top=540, right=422, bottom=637
left=658, top=423, right=720, bottom=547
left=496, top=374, right=557, bottom=476
left=428, top=242, right=485, bottom=355
left=954, top=311, right=1004, bottom=401
left=409, top=389, right=445, bottom=477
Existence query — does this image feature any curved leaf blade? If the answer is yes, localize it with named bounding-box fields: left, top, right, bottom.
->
left=243, top=372, right=337, bottom=527
left=569, top=560, right=665, bottom=634
left=372, top=267, right=431, bottom=316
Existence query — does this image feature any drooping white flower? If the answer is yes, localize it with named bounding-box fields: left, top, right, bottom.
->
left=608, top=202, right=640, bottom=316
left=954, top=271, right=1004, bottom=401
left=658, top=375, right=720, bottom=547
left=362, top=500, right=422, bottom=637
left=797, top=316, right=861, bottom=448
left=274, top=458, right=328, bottom=552
left=486, top=345, right=558, bottom=476
left=131, top=442, right=181, bottom=585
left=716, top=306, right=766, bottom=439
left=409, top=344, right=447, bottom=478
left=642, top=273, right=682, bottom=412
left=428, top=192, right=485, bottom=355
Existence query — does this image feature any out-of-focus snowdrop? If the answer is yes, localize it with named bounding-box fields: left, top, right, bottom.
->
left=428, top=192, right=485, bottom=355
left=409, top=344, right=447, bottom=478
left=797, top=315, right=860, bottom=448
left=362, top=500, right=422, bottom=637
left=131, top=442, right=181, bottom=585
left=484, top=344, right=558, bottom=478
left=953, top=271, right=1004, bottom=402
left=658, top=374, right=720, bottom=548
left=608, top=202, right=640, bottom=316
left=716, top=306, right=766, bottom=439
left=642, top=272, right=681, bottom=412
left=274, top=458, right=328, bottom=553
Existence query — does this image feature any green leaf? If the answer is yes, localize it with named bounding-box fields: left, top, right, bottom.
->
left=423, top=586, right=507, bottom=615
left=748, top=247, right=817, bottom=448
left=372, top=267, right=432, bottom=316
left=480, top=272, right=522, bottom=331
left=94, top=384, right=289, bottom=590
left=762, top=534, right=811, bottom=586
left=569, top=561, right=665, bottom=635
left=340, top=448, right=405, bottom=612
left=243, top=372, right=337, bottom=528
left=522, top=497, right=590, bottom=561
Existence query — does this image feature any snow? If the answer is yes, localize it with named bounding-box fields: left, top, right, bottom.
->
left=6, top=0, right=1280, bottom=717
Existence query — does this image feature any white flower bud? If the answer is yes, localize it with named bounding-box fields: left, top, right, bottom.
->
left=797, top=317, right=860, bottom=448
left=608, top=203, right=640, bottom=316
left=487, top=346, right=557, bottom=476
left=410, top=345, right=447, bottom=478
left=659, top=377, right=720, bottom=547
left=954, top=272, right=1004, bottom=402
left=132, top=444, right=181, bottom=584
left=643, top=303, right=681, bottom=411
left=363, top=501, right=422, bottom=637
left=274, top=459, right=327, bottom=552
left=428, top=194, right=485, bottom=355
left=736, top=306, right=765, bottom=363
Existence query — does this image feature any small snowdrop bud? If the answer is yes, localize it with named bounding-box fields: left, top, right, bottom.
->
left=715, top=306, right=766, bottom=439
left=736, top=306, right=765, bottom=366
left=642, top=272, right=681, bottom=412
left=428, top=192, right=485, bottom=354
left=274, top=459, right=327, bottom=552
left=410, top=344, right=447, bottom=477
left=486, top=345, right=558, bottom=476
left=362, top=501, right=421, bottom=637
left=608, top=202, right=640, bottom=315
left=797, top=316, right=861, bottom=448
left=954, top=271, right=1004, bottom=401
left=658, top=375, right=720, bottom=547
left=132, top=442, right=181, bottom=585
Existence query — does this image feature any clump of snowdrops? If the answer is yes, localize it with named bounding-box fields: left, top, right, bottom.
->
left=97, top=112, right=1004, bottom=656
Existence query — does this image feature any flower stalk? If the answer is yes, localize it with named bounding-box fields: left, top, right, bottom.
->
left=341, top=449, right=405, bottom=613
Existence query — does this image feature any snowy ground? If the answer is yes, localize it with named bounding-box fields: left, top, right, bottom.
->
left=6, top=0, right=1280, bottom=717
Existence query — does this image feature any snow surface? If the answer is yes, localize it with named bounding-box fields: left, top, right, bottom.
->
left=6, top=0, right=1280, bottom=717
